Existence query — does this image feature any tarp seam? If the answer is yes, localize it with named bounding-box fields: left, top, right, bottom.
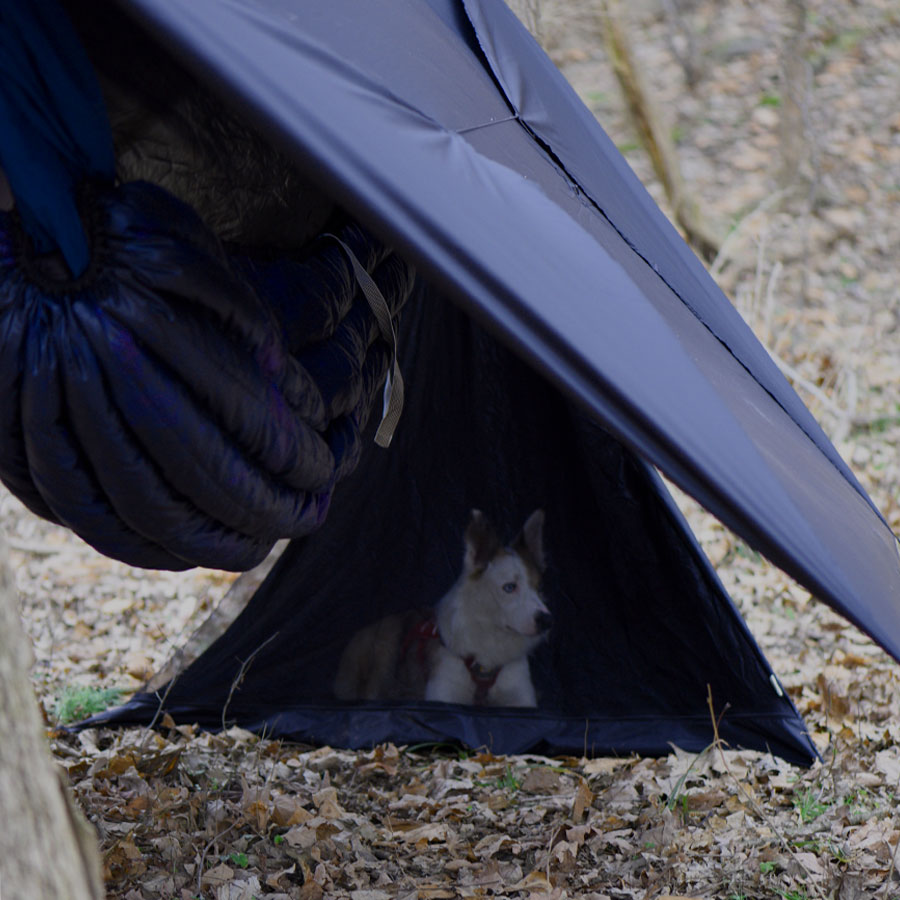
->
left=459, top=0, right=887, bottom=530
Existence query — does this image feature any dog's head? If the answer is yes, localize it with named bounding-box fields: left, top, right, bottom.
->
left=463, top=509, right=552, bottom=638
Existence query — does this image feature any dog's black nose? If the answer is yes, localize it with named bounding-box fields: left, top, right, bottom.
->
left=536, top=611, right=553, bottom=633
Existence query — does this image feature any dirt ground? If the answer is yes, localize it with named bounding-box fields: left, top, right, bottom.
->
left=7, top=0, right=900, bottom=897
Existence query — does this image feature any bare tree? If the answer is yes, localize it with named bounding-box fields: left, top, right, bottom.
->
left=0, top=534, right=103, bottom=900
left=659, top=0, right=706, bottom=90
left=778, top=0, right=812, bottom=191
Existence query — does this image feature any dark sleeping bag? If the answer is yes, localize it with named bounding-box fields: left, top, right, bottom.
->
left=0, top=0, right=414, bottom=570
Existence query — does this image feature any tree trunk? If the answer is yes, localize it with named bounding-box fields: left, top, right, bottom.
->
left=0, top=534, right=103, bottom=900
left=598, top=0, right=720, bottom=261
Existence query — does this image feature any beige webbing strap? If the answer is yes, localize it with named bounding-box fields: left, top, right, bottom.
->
left=325, top=234, right=404, bottom=447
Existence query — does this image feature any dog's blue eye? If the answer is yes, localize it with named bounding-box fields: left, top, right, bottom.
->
left=502, top=582, right=517, bottom=593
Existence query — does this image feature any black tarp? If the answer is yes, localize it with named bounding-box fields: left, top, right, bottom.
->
left=77, top=0, right=900, bottom=763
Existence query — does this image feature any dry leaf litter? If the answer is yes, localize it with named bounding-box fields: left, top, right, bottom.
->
left=7, top=0, right=900, bottom=897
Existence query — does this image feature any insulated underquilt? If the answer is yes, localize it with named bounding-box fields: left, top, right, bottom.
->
left=0, top=187, right=415, bottom=570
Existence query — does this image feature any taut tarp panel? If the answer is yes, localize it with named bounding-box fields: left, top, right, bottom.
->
left=100, top=0, right=900, bottom=662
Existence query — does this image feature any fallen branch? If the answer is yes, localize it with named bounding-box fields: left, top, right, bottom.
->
left=597, top=0, right=720, bottom=261
left=146, top=539, right=288, bottom=693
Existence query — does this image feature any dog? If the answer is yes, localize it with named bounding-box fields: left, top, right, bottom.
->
left=333, top=509, right=552, bottom=706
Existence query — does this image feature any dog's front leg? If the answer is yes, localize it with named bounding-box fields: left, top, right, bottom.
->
left=424, top=648, right=474, bottom=704
left=488, top=660, right=537, bottom=707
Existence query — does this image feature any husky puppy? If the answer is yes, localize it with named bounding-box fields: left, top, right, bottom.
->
left=333, top=509, right=551, bottom=706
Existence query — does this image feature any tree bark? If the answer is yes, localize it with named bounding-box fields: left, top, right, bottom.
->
left=778, top=0, right=810, bottom=190
left=0, top=534, right=103, bottom=900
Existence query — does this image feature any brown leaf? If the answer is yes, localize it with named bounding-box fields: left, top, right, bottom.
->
left=817, top=672, right=852, bottom=722
left=837, top=873, right=868, bottom=900
left=123, top=649, right=155, bottom=680
left=299, top=884, right=324, bottom=900
left=313, top=786, right=345, bottom=819
left=473, top=832, right=514, bottom=858
left=284, top=824, right=317, bottom=850
left=581, top=756, right=631, bottom=776
left=396, top=823, right=449, bottom=844
left=357, top=743, right=401, bottom=776
left=572, top=778, right=593, bottom=822
left=564, top=825, right=595, bottom=850
left=875, top=749, right=900, bottom=784
left=684, top=789, right=727, bottom=811
left=103, top=833, right=147, bottom=882
left=265, top=865, right=296, bottom=891
left=90, top=751, right=139, bottom=778
left=122, top=793, right=151, bottom=818
left=135, top=746, right=182, bottom=778
left=243, top=798, right=270, bottom=832
left=509, top=871, right=554, bottom=893
left=201, top=862, right=234, bottom=888
left=271, top=795, right=313, bottom=828
left=521, top=767, right=564, bottom=794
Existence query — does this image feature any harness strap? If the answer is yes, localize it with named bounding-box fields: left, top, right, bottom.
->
left=400, top=614, right=440, bottom=671
left=463, top=656, right=501, bottom=704
left=402, top=611, right=501, bottom=704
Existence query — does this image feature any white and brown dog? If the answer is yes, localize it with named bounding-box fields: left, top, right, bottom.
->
left=333, top=509, right=551, bottom=706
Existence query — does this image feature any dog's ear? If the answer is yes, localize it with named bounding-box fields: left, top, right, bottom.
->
left=464, top=509, right=501, bottom=574
left=515, top=509, right=546, bottom=573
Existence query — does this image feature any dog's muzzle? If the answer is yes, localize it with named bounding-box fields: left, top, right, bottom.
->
left=535, top=611, right=553, bottom=633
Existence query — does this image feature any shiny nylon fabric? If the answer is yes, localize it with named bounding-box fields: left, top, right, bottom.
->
left=0, top=180, right=413, bottom=569
left=0, top=0, right=414, bottom=569
left=108, top=0, right=900, bottom=660
left=0, top=0, right=114, bottom=273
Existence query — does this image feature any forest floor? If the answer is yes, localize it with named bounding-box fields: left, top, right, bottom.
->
left=7, top=0, right=900, bottom=897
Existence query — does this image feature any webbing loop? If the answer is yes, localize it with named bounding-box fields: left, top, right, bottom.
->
left=325, top=234, right=404, bottom=447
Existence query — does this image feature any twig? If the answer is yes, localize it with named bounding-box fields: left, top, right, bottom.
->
left=705, top=685, right=826, bottom=899
left=878, top=763, right=900, bottom=896
left=770, top=353, right=851, bottom=421
left=665, top=740, right=715, bottom=812
left=4, top=537, right=65, bottom=557
left=139, top=675, right=181, bottom=756
left=220, top=633, right=280, bottom=732
left=762, top=259, right=783, bottom=345
left=777, top=0, right=811, bottom=191
left=196, top=821, right=237, bottom=896
left=544, top=822, right=563, bottom=882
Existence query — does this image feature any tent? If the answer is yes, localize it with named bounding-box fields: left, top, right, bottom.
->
left=5, top=0, right=900, bottom=765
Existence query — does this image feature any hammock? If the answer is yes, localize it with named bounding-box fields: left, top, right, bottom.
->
left=0, top=0, right=413, bottom=570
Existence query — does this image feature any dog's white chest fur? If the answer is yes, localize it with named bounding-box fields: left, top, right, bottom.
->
left=423, top=512, right=550, bottom=707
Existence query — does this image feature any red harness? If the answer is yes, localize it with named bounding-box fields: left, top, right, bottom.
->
left=401, top=615, right=440, bottom=669
left=402, top=613, right=501, bottom=704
